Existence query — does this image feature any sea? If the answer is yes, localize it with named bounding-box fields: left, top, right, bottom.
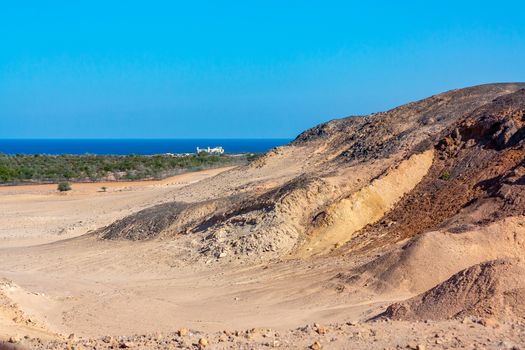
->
left=0, top=139, right=291, bottom=155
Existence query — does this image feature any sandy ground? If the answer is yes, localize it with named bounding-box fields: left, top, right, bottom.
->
left=0, top=165, right=390, bottom=343
left=0, top=164, right=523, bottom=349
left=0, top=238, right=381, bottom=337
left=0, top=167, right=233, bottom=248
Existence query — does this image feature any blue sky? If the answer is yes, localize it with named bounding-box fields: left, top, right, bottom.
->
left=1, top=1, right=524, bottom=139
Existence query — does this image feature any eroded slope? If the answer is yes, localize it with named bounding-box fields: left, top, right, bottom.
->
left=97, top=83, right=525, bottom=266
left=384, top=259, right=525, bottom=321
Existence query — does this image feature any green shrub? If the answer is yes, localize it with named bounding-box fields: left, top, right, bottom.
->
left=439, top=170, right=450, bottom=180
left=57, top=181, right=72, bottom=192
left=0, top=165, right=14, bottom=182
left=0, top=153, right=243, bottom=183
left=246, top=153, right=261, bottom=162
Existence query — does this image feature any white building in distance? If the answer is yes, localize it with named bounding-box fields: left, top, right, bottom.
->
left=196, top=146, right=225, bottom=155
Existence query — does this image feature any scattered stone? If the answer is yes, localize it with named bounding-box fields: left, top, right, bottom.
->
left=102, top=335, right=113, bottom=343
left=198, top=338, right=208, bottom=348
left=315, top=325, right=327, bottom=335
left=480, top=317, right=499, bottom=328
left=120, top=341, right=135, bottom=348
left=178, top=327, right=188, bottom=336
left=8, top=335, right=21, bottom=343
left=310, top=340, right=322, bottom=350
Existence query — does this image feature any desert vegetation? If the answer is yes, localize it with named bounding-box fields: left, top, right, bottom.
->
left=57, top=181, right=72, bottom=192
left=0, top=153, right=248, bottom=184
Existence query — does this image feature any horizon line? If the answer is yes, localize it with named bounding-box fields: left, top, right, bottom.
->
left=0, top=137, right=294, bottom=140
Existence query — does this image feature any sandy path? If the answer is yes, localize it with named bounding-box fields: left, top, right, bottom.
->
left=0, top=167, right=234, bottom=247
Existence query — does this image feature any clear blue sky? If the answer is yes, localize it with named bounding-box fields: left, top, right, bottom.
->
left=1, top=1, right=524, bottom=139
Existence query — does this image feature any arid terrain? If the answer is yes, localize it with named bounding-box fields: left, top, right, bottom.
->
left=1, top=83, right=525, bottom=349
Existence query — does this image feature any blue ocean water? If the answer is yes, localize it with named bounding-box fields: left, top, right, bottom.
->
left=0, top=139, right=291, bottom=155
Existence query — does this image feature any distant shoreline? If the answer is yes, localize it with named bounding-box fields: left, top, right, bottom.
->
left=0, top=138, right=291, bottom=155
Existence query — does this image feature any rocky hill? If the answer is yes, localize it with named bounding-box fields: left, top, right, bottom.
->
left=95, top=83, right=525, bottom=326
left=98, top=83, right=525, bottom=265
